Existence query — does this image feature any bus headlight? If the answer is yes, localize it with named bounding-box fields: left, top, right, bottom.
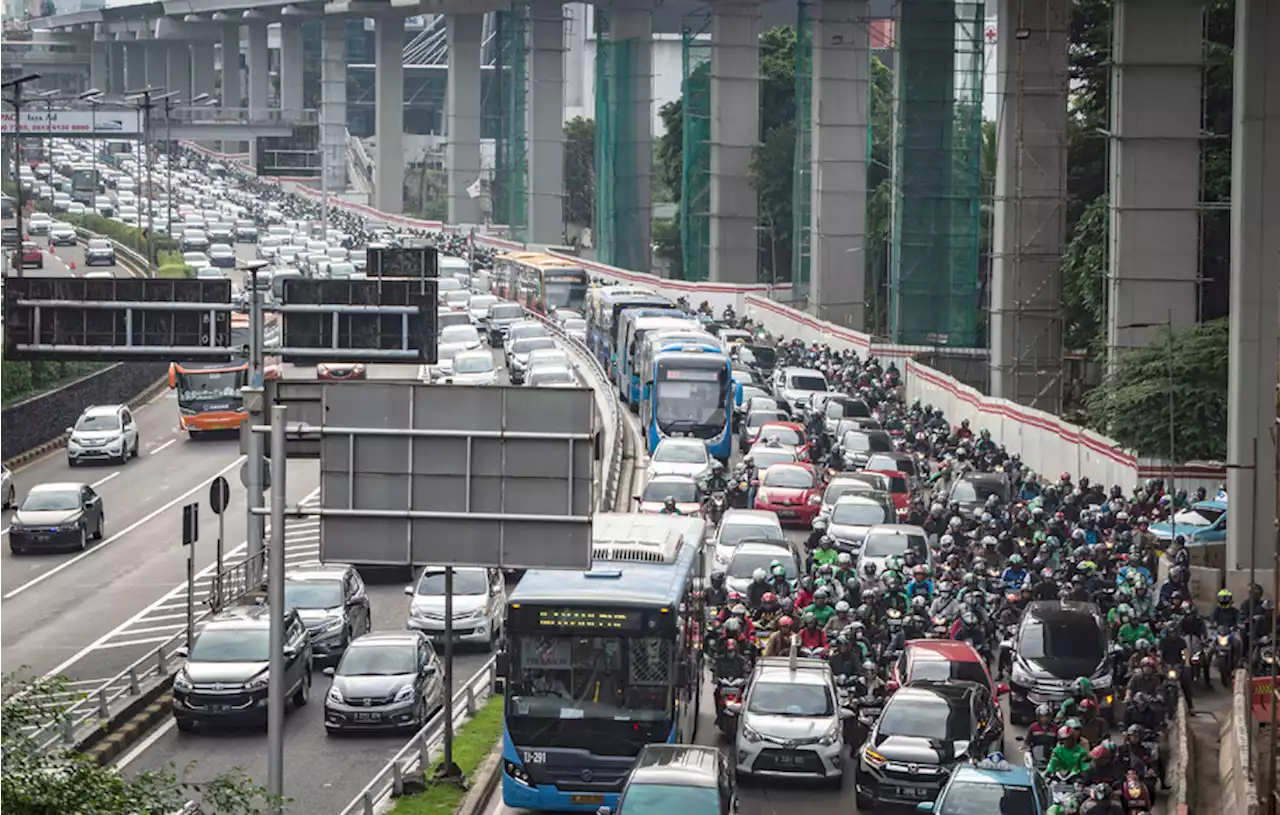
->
left=504, top=761, right=533, bottom=786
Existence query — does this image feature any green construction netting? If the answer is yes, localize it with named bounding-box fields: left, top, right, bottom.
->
left=679, top=10, right=712, bottom=281
left=593, top=11, right=646, bottom=270
left=491, top=6, right=528, bottom=241
left=889, top=0, right=984, bottom=347
left=790, top=0, right=813, bottom=294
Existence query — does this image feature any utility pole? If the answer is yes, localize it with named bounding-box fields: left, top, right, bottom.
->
left=2, top=73, right=43, bottom=276
left=267, top=404, right=287, bottom=814
left=34, top=89, right=59, bottom=173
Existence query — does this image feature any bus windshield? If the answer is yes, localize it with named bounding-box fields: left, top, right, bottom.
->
left=654, top=363, right=728, bottom=438
left=544, top=274, right=587, bottom=311
left=175, top=368, right=247, bottom=405
left=507, top=634, right=671, bottom=725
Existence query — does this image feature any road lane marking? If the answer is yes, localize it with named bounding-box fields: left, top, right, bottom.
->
left=90, top=634, right=178, bottom=650
left=90, top=472, right=121, bottom=489
left=150, top=439, right=177, bottom=455
left=3, top=455, right=246, bottom=601
left=115, top=717, right=176, bottom=769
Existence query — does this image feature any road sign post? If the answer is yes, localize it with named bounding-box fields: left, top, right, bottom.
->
left=436, top=566, right=462, bottom=785
left=209, top=475, right=230, bottom=609
left=181, top=502, right=199, bottom=649
left=267, top=405, right=288, bottom=815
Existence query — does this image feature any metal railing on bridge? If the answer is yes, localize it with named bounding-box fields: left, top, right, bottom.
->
left=155, top=107, right=318, bottom=127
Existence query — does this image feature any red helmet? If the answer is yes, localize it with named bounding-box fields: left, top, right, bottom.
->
left=1080, top=698, right=1098, bottom=712
left=1057, top=725, right=1073, bottom=740
left=1090, top=744, right=1112, bottom=762
left=1060, top=472, right=1071, bottom=482
left=762, top=592, right=777, bottom=605
left=778, top=615, right=794, bottom=629
left=725, top=637, right=738, bottom=650
left=1141, top=656, right=1157, bottom=670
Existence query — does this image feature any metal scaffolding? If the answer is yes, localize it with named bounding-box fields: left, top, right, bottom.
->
left=490, top=5, right=528, bottom=238
left=790, top=0, right=814, bottom=296
left=593, top=9, right=649, bottom=270
left=889, top=0, right=985, bottom=347
left=679, top=6, right=712, bottom=281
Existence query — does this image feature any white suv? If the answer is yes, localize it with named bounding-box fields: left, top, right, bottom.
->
left=732, top=656, right=847, bottom=784
left=67, top=404, right=140, bottom=465
left=404, top=566, right=505, bottom=650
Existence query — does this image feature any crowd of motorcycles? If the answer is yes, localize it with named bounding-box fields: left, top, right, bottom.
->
left=186, top=150, right=1270, bottom=813
left=666, top=305, right=1274, bottom=815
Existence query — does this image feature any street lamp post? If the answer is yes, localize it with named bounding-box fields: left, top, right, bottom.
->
left=2, top=73, right=44, bottom=277
left=34, top=89, right=60, bottom=172
left=78, top=89, right=103, bottom=205
left=125, top=87, right=173, bottom=277
left=1116, top=313, right=1177, bottom=539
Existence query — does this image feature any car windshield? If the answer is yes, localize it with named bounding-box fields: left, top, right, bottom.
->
left=841, top=432, right=891, bottom=453
left=747, top=681, right=833, bottom=716
left=620, top=784, right=718, bottom=815
left=879, top=697, right=971, bottom=741
left=563, top=319, right=586, bottom=331
left=21, top=489, right=80, bottom=511
left=831, top=501, right=887, bottom=527
left=910, top=658, right=989, bottom=686
left=936, top=780, right=1037, bottom=815
left=189, top=628, right=270, bottom=662
left=763, top=467, right=814, bottom=489
left=514, top=337, right=557, bottom=354
left=759, top=425, right=802, bottom=446
left=951, top=479, right=1008, bottom=504
left=718, top=521, right=783, bottom=546
left=1019, top=617, right=1106, bottom=662
left=454, top=354, right=494, bottom=374
left=747, top=412, right=786, bottom=429
left=440, top=326, right=479, bottom=344
left=1171, top=507, right=1223, bottom=527
left=643, top=480, right=699, bottom=503
left=508, top=635, right=672, bottom=721
left=88, top=240, right=110, bottom=250
left=283, top=580, right=343, bottom=609
left=728, top=551, right=795, bottom=579
left=469, top=296, right=498, bottom=310
left=750, top=449, right=797, bottom=469
left=491, top=304, right=523, bottom=320
left=75, top=413, right=120, bottom=432
left=530, top=369, right=574, bottom=385
left=788, top=374, right=827, bottom=392
left=339, top=644, right=417, bottom=676
left=654, top=442, right=708, bottom=464
left=823, top=482, right=867, bottom=506
left=862, top=533, right=911, bottom=559
left=416, top=570, right=488, bottom=596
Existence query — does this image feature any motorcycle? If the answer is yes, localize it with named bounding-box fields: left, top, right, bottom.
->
left=706, top=491, right=728, bottom=526
left=1016, top=730, right=1054, bottom=771
left=714, top=676, right=745, bottom=737
left=1189, top=634, right=1213, bottom=689
left=1251, top=635, right=1275, bottom=677
left=1121, top=768, right=1153, bottom=813
left=853, top=692, right=884, bottom=746
left=930, top=615, right=952, bottom=639
left=1212, top=624, right=1239, bottom=688
left=1046, top=770, right=1083, bottom=806
left=1163, top=665, right=1182, bottom=712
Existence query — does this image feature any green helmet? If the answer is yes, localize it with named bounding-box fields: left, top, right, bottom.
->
left=1073, top=677, right=1094, bottom=696
left=1007, top=554, right=1023, bottom=566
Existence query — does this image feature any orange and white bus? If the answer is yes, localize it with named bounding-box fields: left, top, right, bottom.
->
left=168, top=312, right=279, bottom=435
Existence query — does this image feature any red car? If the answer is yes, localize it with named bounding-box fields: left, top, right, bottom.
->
left=17, top=241, right=42, bottom=269
left=755, top=421, right=811, bottom=461
left=866, top=468, right=912, bottom=518
left=317, top=362, right=367, bottom=380
left=889, top=640, right=1009, bottom=721
left=753, top=462, right=823, bottom=527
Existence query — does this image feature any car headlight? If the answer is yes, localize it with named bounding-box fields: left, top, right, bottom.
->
left=326, top=686, right=344, bottom=705
left=173, top=670, right=193, bottom=692
left=1010, top=662, right=1033, bottom=687
left=180, top=407, right=198, bottom=416
left=1092, top=671, right=1113, bottom=690
left=394, top=684, right=415, bottom=702
left=319, top=616, right=344, bottom=632
left=246, top=672, right=269, bottom=691
left=741, top=723, right=762, bottom=743
left=818, top=721, right=841, bottom=746
left=463, top=607, right=487, bottom=620
left=410, top=606, right=431, bottom=619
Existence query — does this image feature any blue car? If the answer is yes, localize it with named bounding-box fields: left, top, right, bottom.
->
left=916, top=755, right=1050, bottom=814
left=1149, top=499, right=1228, bottom=545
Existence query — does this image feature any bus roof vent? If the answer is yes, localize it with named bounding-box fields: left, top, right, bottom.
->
left=591, top=514, right=686, bottom=564
left=584, top=569, right=623, bottom=579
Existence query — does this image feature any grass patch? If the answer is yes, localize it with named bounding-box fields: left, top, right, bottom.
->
left=391, top=694, right=504, bottom=815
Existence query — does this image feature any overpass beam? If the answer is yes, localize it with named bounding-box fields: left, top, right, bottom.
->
left=321, top=16, right=348, bottom=193
left=168, top=43, right=193, bottom=103
left=446, top=13, right=484, bottom=225
left=988, top=0, right=1069, bottom=411
left=526, top=0, right=566, bottom=244
left=809, top=0, right=869, bottom=329
left=709, top=0, right=760, bottom=284
left=374, top=14, right=406, bottom=213
left=90, top=40, right=108, bottom=92
left=278, top=19, right=305, bottom=118
left=107, top=41, right=125, bottom=94
left=1105, top=0, right=1202, bottom=362
left=1225, top=0, right=1280, bottom=582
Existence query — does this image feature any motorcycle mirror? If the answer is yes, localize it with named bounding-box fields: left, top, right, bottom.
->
left=838, top=707, right=856, bottom=720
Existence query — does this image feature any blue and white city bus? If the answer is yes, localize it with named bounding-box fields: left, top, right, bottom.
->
left=586, top=289, right=669, bottom=370
left=606, top=301, right=680, bottom=384
left=499, top=514, right=706, bottom=813
left=645, top=346, right=733, bottom=461
left=635, top=330, right=722, bottom=409
left=617, top=315, right=700, bottom=404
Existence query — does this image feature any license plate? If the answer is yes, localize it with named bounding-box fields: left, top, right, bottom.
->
left=776, top=755, right=796, bottom=763
left=897, top=787, right=928, bottom=799
left=571, top=795, right=605, bottom=805
left=207, top=704, right=230, bottom=713
left=354, top=712, right=380, bottom=722
left=777, top=509, right=798, bottom=518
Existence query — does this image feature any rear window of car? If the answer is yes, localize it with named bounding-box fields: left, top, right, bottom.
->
left=909, top=657, right=988, bottom=687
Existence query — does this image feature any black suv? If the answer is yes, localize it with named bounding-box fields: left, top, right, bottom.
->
left=172, top=605, right=313, bottom=731
left=609, top=744, right=735, bottom=815
left=283, top=562, right=372, bottom=666
left=854, top=681, right=1002, bottom=810
left=1007, top=600, right=1114, bottom=725
left=947, top=472, right=1011, bottom=518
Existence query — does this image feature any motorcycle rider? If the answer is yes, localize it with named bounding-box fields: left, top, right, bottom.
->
left=755, top=592, right=783, bottom=630
left=1080, top=783, right=1124, bottom=815
left=827, top=633, right=863, bottom=678
left=701, top=461, right=729, bottom=507
left=659, top=496, right=683, bottom=515
left=950, top=609, right=988, bottom=655
left=806, top=535, right=840, bottom=571
left=798, top=612, right=830, bottom=652
left=805, top=517, right=830, bottom=552
left=1058, top=677, right=1099, bottom=721
left=804, top=588, right=837, bottom=627
left=825, top=600, right=855, bottom=638
left=1211, top=588, right=1244, bottom=667
left=1116, top=722, right=1163, bottom=794
left=705, top=571, right=729, bottom=608
left=1044, top=724, right=1091, bottom=777
left=1130, top=583, right=1157, bottom=621
left=765, top=562, right=792, bottom=599
left=762, top=616, right=796, bottom=657
left=1124, top=659, right=1164, bottom=717
left=712, top=636, right=750, bottom=680
left=929, top=581, right=962, bottom=622
left=745, top=569, right=771, bottom=611
left=1001, top=553, right=1029, bottom=590
left=906, top=565, right=935, bottom=600
left=1159, top=567, right=1191, bottom=612
left=1117, top=611, right=1156, bottom=649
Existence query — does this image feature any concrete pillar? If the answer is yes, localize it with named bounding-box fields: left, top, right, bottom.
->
left=278, top=20, right=305, bottom=117
left=145, top=41, right=167, bottom=91
left=220, top=24, right=242, bottom=106
left=192, top=43, right=217, bottom=100
left=988, top=0, right=1070, bottom=412
left=90, top=40, right=108, bottom=92
left=107, top=41, right=126, bottom=95
left=1105, top=0, right=1202, bottom=361
left=168, top=42, right=193, bottom=103
left=124, top=41, right=144, bottom=91
left=446, top=14, right=484, bottom=225
left=321, top=17, right=348, bottom=193
left=526, top=0, right=566, bottom=244
left=1225, top=0, right=1280, bottom=581
left=809, top=0, right=868, bottom=329
left=246, top=23, right=269, bottom=116
left=605, top=0, right=653, bottom=271
left=374, top=15, right=406, bottom=214
left=709, top=0, right=760, bottom=284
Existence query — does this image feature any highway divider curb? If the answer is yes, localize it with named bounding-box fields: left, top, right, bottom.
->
left=1169, top=693, right=1193, bottom=813
left=453, top=741, right=503, bottom=815
left=80, top=681, right=174, bottom=766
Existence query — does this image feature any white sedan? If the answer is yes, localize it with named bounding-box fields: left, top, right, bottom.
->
left=648, top=438, right=713, bottom=480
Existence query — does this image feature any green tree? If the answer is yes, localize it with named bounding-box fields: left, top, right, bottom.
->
left=2, top=672, right=282, bottom=814
left=749, top=27, right=798, bottom=283
left=653, top=98, right=686, bottom=273
left=1083, top=318, right=1228, bottom=460
left=563, top=116, right=595, bottom=229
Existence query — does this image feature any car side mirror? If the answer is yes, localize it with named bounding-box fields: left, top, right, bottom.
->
left=283, top=646, right=298, bottom=659
left=597, top=807, right=613, bottom=815
left=322, top=666, right=335, bottom=676
left=915, top=803, right=936, bottom=813
left=173, top=645, right=189, bottom=659
left=495, top=651, right=510, bottom=678
left=838, top=707, right=855, bottom=720
left=65, top=427, right=74, bottom=435
left=404, top=586, right=414, bottom=596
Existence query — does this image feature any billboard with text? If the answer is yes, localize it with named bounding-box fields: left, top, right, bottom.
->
left=1, top=110, right=142, bottom=136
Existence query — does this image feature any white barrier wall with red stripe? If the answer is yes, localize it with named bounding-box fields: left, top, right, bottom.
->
left=186, top=141, right=1225, bottom=494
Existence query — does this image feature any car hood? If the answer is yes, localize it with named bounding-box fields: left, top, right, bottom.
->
left=828, top=522, right=875, bottom=542
left=648, top=461, right=709, bottom=479
left=185, top=660, right=267, bottom=684
left=638, top=501, right=701, bottom=515
left=452, top=370, right=497, bottom=384
left=413, top=594, right=486, bottom=616
left=758, top=486, right=813, bottom=502
left=15, top=509, right=82, bottom=527
left=871, top=733, right=971, bottom=765
left=332, top=673, right=415, bottom=698
left=1018, top=654, right=1106, bottom=681
left=744, top=712, right=836, bottom=741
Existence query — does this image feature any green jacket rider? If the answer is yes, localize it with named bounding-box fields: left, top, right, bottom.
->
left=1117, top=620, right=1155, bottom=647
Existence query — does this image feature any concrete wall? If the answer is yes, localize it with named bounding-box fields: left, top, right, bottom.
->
left=1, top=363, right=169, bottom=462
left=1170, top=692, right=1193, bottom=814
left=1220, top=668, right=1263, bottom=815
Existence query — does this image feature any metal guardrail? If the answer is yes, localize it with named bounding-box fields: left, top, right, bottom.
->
left=157, top=107, right=318, bottom=126
left=337, top=657, right=497, bottom=815
left=208, top=551, right=265, bottom=613
left=21, top=551, right=264, bottom=756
